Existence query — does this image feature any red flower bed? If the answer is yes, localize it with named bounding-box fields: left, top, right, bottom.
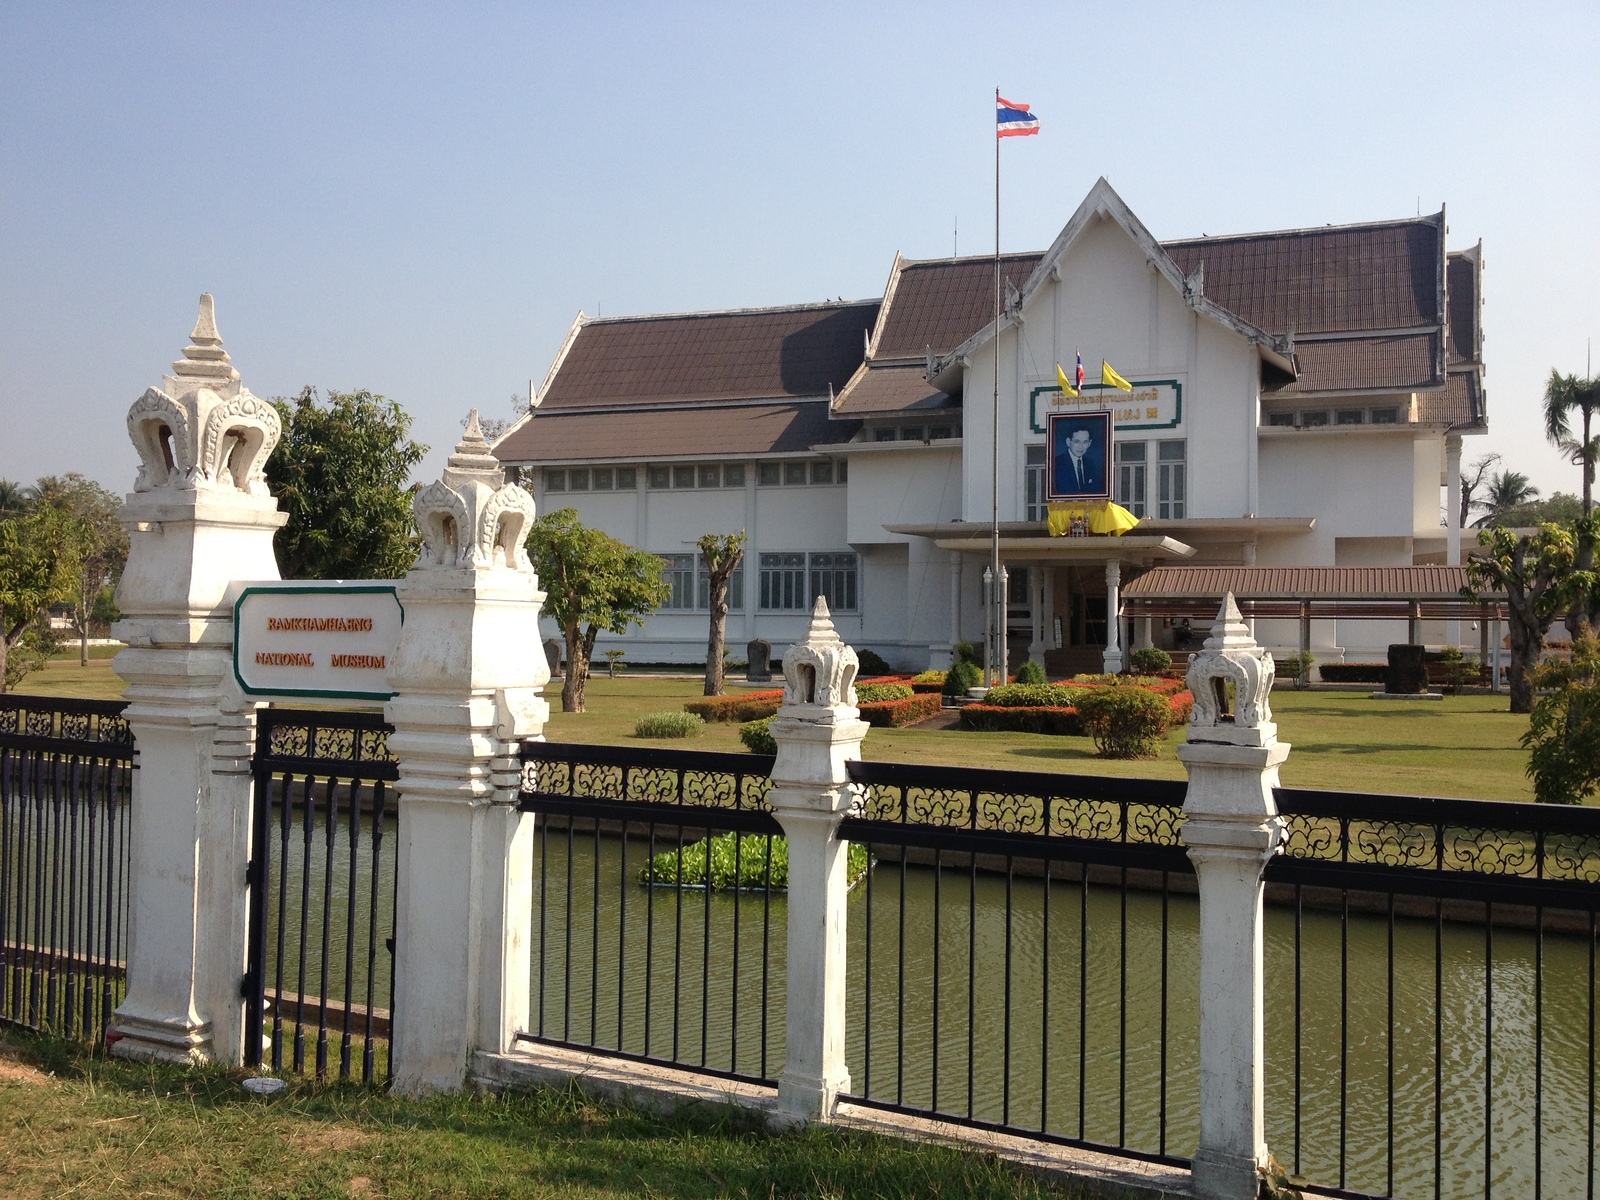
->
left=858, top=692, right=943, bottom=728
left=684, top=689, right=784, bottom=722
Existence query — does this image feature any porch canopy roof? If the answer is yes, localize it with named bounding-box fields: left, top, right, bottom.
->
left=882, top=522, right=1197, bottom=562
left=1121, top=565, right=1506, bottom=621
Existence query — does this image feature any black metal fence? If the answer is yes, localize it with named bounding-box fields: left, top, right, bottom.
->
left=516, top=741, right=784, bottom=1085
left=839, top=759, right=1196, bottom=1166
left=245, top=707, right=398, bottom=1084
left=0, top=695, right=132, bottom=1041
left=1266, top=787, right=1600, bottom=1200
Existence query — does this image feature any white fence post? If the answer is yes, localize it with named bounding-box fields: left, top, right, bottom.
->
left=385, top=414, right=548, bottom=1094
left=109, top=296, right=287, bottom=1064
left=1176, top=594, right=1287, bottom=1200
left=768, top=599, right=868, bottom=1123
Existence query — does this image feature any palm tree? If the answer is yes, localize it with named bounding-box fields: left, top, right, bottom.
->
left=0, top=479, right=34, bottom=520
left=1544, top=369, right=1600, bottom=514
left=1476, top=470, right=1540, bottom=527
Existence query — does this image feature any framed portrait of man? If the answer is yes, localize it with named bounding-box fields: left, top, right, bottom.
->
left=1047, top=410, right=1112, bottom=502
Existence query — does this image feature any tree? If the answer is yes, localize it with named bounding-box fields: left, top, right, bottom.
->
left=0, top=479, right=34, bottom=520
left=1475, top=470, right=1541, bottom=527
left=1459, top=453, right=1500, bottom=527
left=1463, top=522, right=1586, bottom=713
left=266, top=388, right=428, bottom=580
left=698, top=531, right=746, bottom=696
left=1522, top=626, right=1600, bottom=804
left=1545, top=369, right=1600, bottom=635
left=1489, top=491, right=1583, bottom=529
left=32, top=474, right=128, bottom=665
left=0, top=506, right=81, bottom=692
left=525, top=508, right=668, bottom=713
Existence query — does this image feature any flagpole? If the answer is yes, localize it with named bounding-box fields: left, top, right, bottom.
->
left=989, top=86, right=1002, bottom=689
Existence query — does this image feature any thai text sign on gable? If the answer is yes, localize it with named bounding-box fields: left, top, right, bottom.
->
left=1029, top=378, right=1183, bottom=434
left=233, top=582, right=404, bottom=701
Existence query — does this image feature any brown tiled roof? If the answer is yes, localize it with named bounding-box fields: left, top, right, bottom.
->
left=494, top=402, right=856, bottom=463
left=1269, top=334, right=1440, bottom=395
left=1417, top=372, right=1483, bottom=429
left=1446, top=251, right=1480, bottom=366
left=832, top=363, right=955, bottom=416
left=873, top=255, right=1042, bottom=359
left=1123, top=565, right=1480, bottom=600
left=537, top=300, right=879, bottom=410
left=1162, top=216, right=1443, bottom=336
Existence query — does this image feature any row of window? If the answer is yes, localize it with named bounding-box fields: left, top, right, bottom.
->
left=542, top=460, right=847, bottom=493
left=1023, top=439, right=1187, bottom=521
left=871, top=422, right=962, bottom=443
left=658, top=551, right=858, bottom=613
left=1266, top=406, right=1401, bottom=428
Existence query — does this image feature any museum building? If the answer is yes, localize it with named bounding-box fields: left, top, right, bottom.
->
left=492, top=178, right=1487, bottom=672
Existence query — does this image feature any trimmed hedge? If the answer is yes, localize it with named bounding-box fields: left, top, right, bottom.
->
left=958, top=688, right=1193, bottom=737
left=1317, top=663, right=1388, bottom=683
left=634, top=711, right=705, bottom=738
left=1014, top=659, right=1048, bottom=685
left=1075, top=686, right=1171, bottom=758
left=740, top=716, right=776, bottom=754
left=858, top=692, right=943, bottom=728
left=686, top=689, right=784, bottom=722
left=855, top=682, right=914, bottom=704
left=1129, top=646, right=1173, bottom=675
left=943, top=660, right=982, bottom=696
left=911, top=669, right=946, bottom=684
left=982, top=683, right=1086, bottom=708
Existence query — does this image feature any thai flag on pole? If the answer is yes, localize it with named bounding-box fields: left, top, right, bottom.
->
left=1075, top=351, right=1085, bottom=391
left=996, top=96, right=1040, bottom=138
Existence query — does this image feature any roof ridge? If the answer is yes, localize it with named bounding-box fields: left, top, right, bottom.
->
left=581, top=298, right=879, bottom=325
left=1161, top=210, right=1444, bottom=247
left=896, top=251, right=1044, bottom=268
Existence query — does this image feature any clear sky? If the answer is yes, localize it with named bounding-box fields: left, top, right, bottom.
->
left=3, top=2, right=1596, bottom=502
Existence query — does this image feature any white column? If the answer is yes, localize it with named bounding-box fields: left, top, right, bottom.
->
left=1445, top=435, right=1463, bottom=648
left=946, top=553, right=963, bottom=669
left=768, top=599, right=869, bottom=1123
left=1102, top=559, right=1124, bottom=673
left=386, top=415, right=549, bottom=1095
left=1177, top=596, right=1288, bottom=1200
left=1043, top=566, right=1056, bottom=651
left=109, top=296, right=287, bottom=1065
left=1028, top=563, right=1046, bottom=667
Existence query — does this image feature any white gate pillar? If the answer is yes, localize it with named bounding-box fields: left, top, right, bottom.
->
left=1102, top=558, right=1124, bottom=673
left=385, top=415, right=548, bottom=1095
left=1176, top=594, right=1288, bottom=1200
left=109, top=296, right=286, bottom=1064
left=768, top=599, right=869, bottom=1122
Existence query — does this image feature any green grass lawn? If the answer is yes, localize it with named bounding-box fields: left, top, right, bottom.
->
left=0, top=1031, right=1080, bottom=1199
left=12, top=653, right=1539, bottom=802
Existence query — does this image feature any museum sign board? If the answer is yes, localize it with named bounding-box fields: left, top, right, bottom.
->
left=233, top=581, right=404, bottom=701
left=1028, top=377, right=1183, bottom=435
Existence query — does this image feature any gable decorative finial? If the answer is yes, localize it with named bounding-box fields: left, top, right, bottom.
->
left=1184, top=592, right=1276, bottom=747
left=779, top=597, right=859, bottom=719
left=191, top=293, right=221, bottom=344
left=411, top=408, right=538, bottom=573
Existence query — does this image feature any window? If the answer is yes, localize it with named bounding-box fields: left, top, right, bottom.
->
left=1301, top=410, right=1330, bottom=427
left=592, top=466, right=613, bottom=490
left=1336, top=409, right=1365, bottom=425
left=757, top=461, right=782, bottom=486
left=648, top=465, right=671, bottom=489
left=660, top=554, right=696, bottom=609
left=1157, top=440, right=1186, bottom=520
left=723, top=463, right=745, bottom=487
left=1116, top=441, right=1148, bottom=517
left=545, top=469, right=567, bottom=492
left=673, top=465, right=696, bottom=488
left=1370, top=407, right=1399, bottom=425
left=617, top=467, right=637, bottom=489
left=838, top=459, right=848, bottom=482
left=809, top=552, right=858, bottom=612
left=900, top=426, right=924, bottom=441
left=697, top=561, right=744, bottom=610
left=568, top=467, right=590, bottom=491
left=874, top=427, right=897, bottom=442
left=783, top=461, right=807, bottom=485
left=759, top=553, right=808, bottom=610
left=1024, top=444, right=1047, bottom=522
left=1267, top=412, right=1296, bottom=427
left=930, top=424, right=953, bottom=441
left=811, top=460, right=833, bottom=485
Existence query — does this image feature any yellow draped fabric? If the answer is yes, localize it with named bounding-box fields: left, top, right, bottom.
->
left=1047, top=501, right=1139, bottom=537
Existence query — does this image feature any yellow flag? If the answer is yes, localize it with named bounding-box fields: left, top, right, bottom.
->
left=1101, top=360, right=1134, bottom=392
left=1055, top=363, right=1078, bottom=397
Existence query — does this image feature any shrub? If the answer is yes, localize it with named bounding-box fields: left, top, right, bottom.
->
left=858, top=692, right=943, bottom=727
left=739, top=717, right=776, bottom=755
left=637, top=832, right=869, bottom=891
left=685, top=689, right=784, bottom=722
left=634, top=710, right=705, bottom=739
left=1074, top=685, right=1171, bottom=758
left=1522, top=629, right=1600, bottom=804
left=1129, top=646, right=1172, bottom=675
left=1014, top=659, right=1048, bottom=685
left=983, top=683, right=1085, bottom=708
left=856, top=648, right=893, bottom=677
left=954, top=641, right=982, bottom=665
left=943, top=659, right=982, bottom=696
left=911, top=669, right=946, bottom=684
left=1316, top=663, right=1387, bottom=684
left=959, top=705, right=1083, bottom=735
left=855, top=682, right=914, bottom=704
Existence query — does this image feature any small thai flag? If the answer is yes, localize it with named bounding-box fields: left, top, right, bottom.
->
left=1075, top=352, right=1085, bottom=391
left=996, top=96, right=1040, bottom=138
